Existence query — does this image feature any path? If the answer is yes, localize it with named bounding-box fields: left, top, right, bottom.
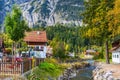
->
left=95, top=62, right=120, bottom=79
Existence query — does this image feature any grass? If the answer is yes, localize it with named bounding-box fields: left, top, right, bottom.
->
left=95, top=58, right=112, bottom=63
left=79, top=53, right=86, bottom=59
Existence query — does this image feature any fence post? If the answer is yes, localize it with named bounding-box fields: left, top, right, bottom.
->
left=35, top=58, right=36, bottom=67
left=21, top=61, right=24, bottom=74
left=32, top=57, right=36, bottom=68
left=29, top=59, right=32, bottom=70
left=0, top=61, right=2, bottom=73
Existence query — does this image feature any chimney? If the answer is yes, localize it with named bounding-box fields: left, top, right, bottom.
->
left=37, top=31, right=40, bottom=35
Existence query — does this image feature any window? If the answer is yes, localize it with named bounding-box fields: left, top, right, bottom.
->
left=117, top=55, right=119, bottom=58
left=115, top=55, right=116, bottom=58
left=113, top=55, right=114, bottom=58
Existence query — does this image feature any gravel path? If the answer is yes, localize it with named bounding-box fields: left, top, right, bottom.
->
left=96, top=62, right=120, bottom=79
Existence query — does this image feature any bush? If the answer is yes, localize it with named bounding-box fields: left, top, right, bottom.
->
left=18, top=47, right=28, bottom=52
left=60, top=63, right=71, bottom=69
left=53, top=43, right=68, bottom=61
left=38, top=62, right=62, bottom=77
left=50, top=39, right=68, bottom=61
left=28, top=60, right=63, bottom=79
left=45, top=58, right=59, bottom=64
left=93, top=52, right=104, bottom=60
left=4, top=48, right=12, bottom=54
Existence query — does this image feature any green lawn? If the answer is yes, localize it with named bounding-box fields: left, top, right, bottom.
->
left=95, top=58, right=112, bottom=63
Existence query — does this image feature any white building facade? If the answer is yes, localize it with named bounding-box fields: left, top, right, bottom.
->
left=112, top=47, right=120, bottom=63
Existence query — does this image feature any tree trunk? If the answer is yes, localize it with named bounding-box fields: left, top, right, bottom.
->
left=12, top=42, right=14, bottom=56
left=12, top=42, right=16, bottom=56
left=105, top=40, right=110, bottom=64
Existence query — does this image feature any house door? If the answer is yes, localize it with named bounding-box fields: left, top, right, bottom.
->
left=119, top=53, right=120, bottom=63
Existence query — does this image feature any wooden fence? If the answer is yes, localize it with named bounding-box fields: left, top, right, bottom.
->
left=0, top=58, right=44, bottom=75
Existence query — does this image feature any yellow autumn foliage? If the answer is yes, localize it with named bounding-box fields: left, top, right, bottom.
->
left=86, top=27, right=100, bottom=38
left=107, top=0, right=120, bottom=37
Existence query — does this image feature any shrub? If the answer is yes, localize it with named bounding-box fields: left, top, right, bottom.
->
left=18, top=47, right=28, bottom=52
left=38, top=62, right=62, bottom=77
left=28, top=61, right=63, bottom=79
left=60, top=63, right=71, bottom=69
left=45, top=58, right=58, bottom=64
left=4, top=48, right=12, bottom=54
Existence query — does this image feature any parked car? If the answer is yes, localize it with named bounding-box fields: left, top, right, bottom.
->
left=15, top=57, right=23, bottom=62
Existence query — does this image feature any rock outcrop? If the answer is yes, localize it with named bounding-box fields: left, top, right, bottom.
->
left=0, top=0, right=84, bottom=29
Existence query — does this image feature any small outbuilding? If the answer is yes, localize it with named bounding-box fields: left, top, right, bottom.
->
left=85, top=49, right=96, bottom=58
left=110, top=40, right=120, bottom=63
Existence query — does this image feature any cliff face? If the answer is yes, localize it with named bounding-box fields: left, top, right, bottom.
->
left=0, top=0, right=84, bottom=28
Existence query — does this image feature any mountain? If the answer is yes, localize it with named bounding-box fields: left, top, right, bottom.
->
left=0, top=0, right=84, bottom=29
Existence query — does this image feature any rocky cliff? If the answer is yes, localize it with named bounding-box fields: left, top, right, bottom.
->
left=0, top=0, right=84, bottom=28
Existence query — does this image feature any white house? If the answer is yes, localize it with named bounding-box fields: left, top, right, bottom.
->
left=111, top=47, right=120, bottom=63
left=24, top=31, right=47, bottom=58
left=111, top=41, right=120, bottom=63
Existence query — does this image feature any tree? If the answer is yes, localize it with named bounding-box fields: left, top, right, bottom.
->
left=50, top=37, right=67, bottom=61
left=82, top=0, right=115, bottom=64
left=46, top=24, right=88, bottom=53
left=5, top=5, right=28, bottom=42
left=2, top=33, right=13, bottom=48
left=4, top=5, right=29, bottom=55
left=107, top=0, right=120, bottom=37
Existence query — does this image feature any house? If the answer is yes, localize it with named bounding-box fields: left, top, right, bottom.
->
left=110, top=40, right=120, bottom=63
left=24, top=31, right=47, bottom=58
left=85, top=49, right=96, bottom=58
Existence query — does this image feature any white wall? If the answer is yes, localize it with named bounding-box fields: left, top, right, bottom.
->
left=112, top=52, right=120, bottom=63
left=30, top=46, right=47, bottom=58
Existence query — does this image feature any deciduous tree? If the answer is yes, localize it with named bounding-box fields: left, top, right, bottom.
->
left=4, top=5, right=29, bottom=55
left=82, top=0, right=114, bottom=64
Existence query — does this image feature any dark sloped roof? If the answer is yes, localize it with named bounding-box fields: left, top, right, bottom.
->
left=110, top=45, right=120, bottom=52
